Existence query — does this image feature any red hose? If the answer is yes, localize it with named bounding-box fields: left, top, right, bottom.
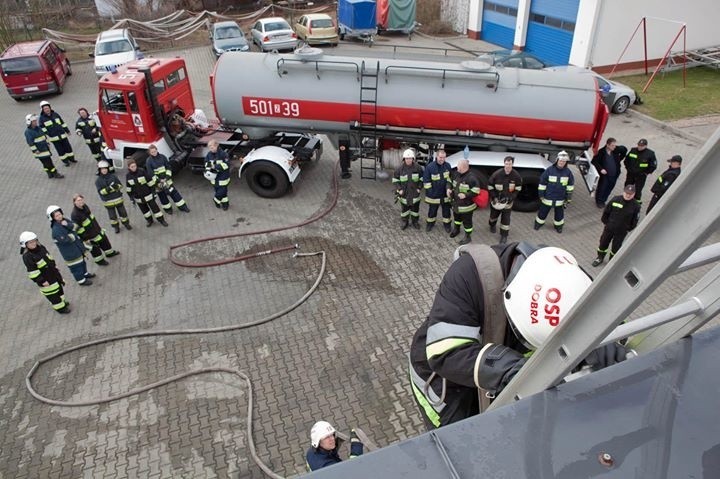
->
left=168, top=158, right=340, bottom=267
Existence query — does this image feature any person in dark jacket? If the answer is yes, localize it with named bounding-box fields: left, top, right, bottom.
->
left=393, top=148, right=424, bottom=230
left=409, top=242, right=629, bottom=430
left=624, top=138, right=657, bottom=203
left=24, top=114, right=64, bottom=179
left=71, top=194, right=119, bottom=266
left=39, top=100, right=76, bottom=166
left=20, top=231, right=70, bottom=314
left=534, top=151, right=574, bottom=233
left=422, top=149, right=453, bottom=232
left=75, top=107, right=107, bottom=162
left=47, top=205, right=94, bottom=286
left=145, top=144, right=190, bottom=214
left=306, top=421, right=363, bottom=471
left=448, top=159, right=481, bottom=245
left=204, top=139, right=231, bottom=210
left=646, top=155, right=683, bottom=214
left=592, top=185, right=641, bottom=267
left=488, top=156, right=522, bottom=244
left=591, top=138, right=627, bottom=208
left=95, top=160, right=131, bottom=233
left=125, top=159, right=168, bottom=227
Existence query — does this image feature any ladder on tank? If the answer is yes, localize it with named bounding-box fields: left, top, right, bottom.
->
left=359, top=61, right=380, bottom=180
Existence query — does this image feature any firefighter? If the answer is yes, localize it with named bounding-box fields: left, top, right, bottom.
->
left=646, top=155, right=682, bottom=214
left=591, top=138, right=627, bottom=208
left=488, top=156, right=522, bottom=244
left=47, top=205, right=94, bottom=286
left=39, top=100, right=76, bottom=166
left=592, top=185, right=641, bottom=267
left=24, top=113, right=64, bottom=179
left=20, top=231, right=70, bottom=314
left=448, top=158, right=480, bottom=245
left=392, top=148, right=424, bottom=230
left=422, top=149, right=453, bottom=232
left=95, top=160, right=131, bottom=233
left=204, top=139, right=231, bottom=210
left=534, top=151, right=574, bottom=233
left=623, top=138, right=657, bottom=203
left=75, top=107, right=107, bottom=163
left=409, top=243, right=630, bottom=430
left=125, top=158, right=169, bottom=227
left=71, top=193, right=119, bottom=266
left=306, top=421, right=364, bottom=471
left=145, top=144, right=190, bottom=214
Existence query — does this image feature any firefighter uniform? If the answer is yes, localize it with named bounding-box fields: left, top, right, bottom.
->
left=422, top=158, right=452, bottom=231
left=22, top=241, right=69, bottom=313
left=25, top=123, right=61, bottom=178
left=449, top=169, right=480, bottom=242
left=95, top=169, right=130, bottom=232
left=393, top=160, right=424, bottom=229
left=594, top=188, right=640, bottom=265
left=646, top=156, right=682, bottom=214
left=126, top=166, right=168, bottom=226
left=488, top=167, right=522, bottom=242
left=75, top=112, right=107, bottom=162
left=205, top=149, right=231, bottom=210
left=534, top=161, right=574, bottom=233
left=71, top=202, right=118, bottom=265
left=39, top=105, right=76, bottom=165
left=623, top=141, right=657, bottom=203
left=146, top=151, right=190, bottom=213
left=50, top=218, right=92, bottom=284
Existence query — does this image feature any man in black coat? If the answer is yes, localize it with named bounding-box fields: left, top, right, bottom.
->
left=592, top=185, right=641, bottom=267
left=592, top=137, right=626, bottom=208
left=623, top=138, right=657, bottom=203
left=646, top=155, right=682, bottom=214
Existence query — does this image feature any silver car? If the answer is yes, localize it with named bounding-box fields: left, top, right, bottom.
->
left=250, top=17, right=298, bottom=52
left=210, top=21, right=250, bottom=57
left=545, top=66, right=641, bottom=114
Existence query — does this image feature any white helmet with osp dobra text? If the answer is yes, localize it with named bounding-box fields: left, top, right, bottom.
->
left=310, top=421, right=336, bottom=448
left=19, top=231, right=38, bottom=248
left=503, top=246, right=592, bottom=349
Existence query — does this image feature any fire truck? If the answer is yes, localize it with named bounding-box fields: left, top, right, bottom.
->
left=98, top=50, right=608, bottom=205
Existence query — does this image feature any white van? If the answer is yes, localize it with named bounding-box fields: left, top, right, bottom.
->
left=92, top=29, right=142, bottom=78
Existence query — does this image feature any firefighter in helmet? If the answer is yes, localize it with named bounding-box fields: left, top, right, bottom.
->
left=409, top=242, right=630, bottom=430
left=47, top=205, right=95, bottom=286
left=95, top=160, right=131, bottom=233
left=20, top=231, right=70, bottom=314
left=75, top=107, right=107, bottom=163
left=306, top=421, right=364, bottom=471
left=448, top=158, right=481, bottom=245
left=24, top=113, right=64, bottom=179
left=39, top=100, right=76, bottom=166
left=392, top=148, right=424, bottom=230
left=204, top=139, right=231, bottom=210
left=534, top=150, right=574, bottom=233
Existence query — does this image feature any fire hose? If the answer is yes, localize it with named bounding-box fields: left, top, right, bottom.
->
left=26, top=160, right=343, bottom=478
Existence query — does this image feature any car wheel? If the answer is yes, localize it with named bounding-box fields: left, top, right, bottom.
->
left=513, top=170, right=541, bottom=212
left=56, top=81, right=63, bottom=95
left=612, top=96, right=630, bottom=114
left=244, top=161, right=290, bottom=198
left=65, top=60, right=72, bottom=76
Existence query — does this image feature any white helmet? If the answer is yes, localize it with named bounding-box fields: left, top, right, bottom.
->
left=19, top=231, right=38, bottom=248
left=25, top=114, right=38, bottom=126
left=39, top=100, right=51, bottom=108
left=46, top=205, right=62, bottom=220
left=310, top=421, right=336, bottom=448
left=556, top=150, right=570, bottom=162
left=97, top=160, right=110, bottom=169
left=503, top=247, right=591, bottom=349
left=402, top=148, right=415, bottom=159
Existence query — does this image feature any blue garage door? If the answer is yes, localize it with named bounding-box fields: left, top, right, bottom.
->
left=525, top=0, right=579, bottom=66
left=481, top=0, right=519, bottom=49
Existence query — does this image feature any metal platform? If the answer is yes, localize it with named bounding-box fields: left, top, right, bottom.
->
left=664, top=45, right=720, bottom=71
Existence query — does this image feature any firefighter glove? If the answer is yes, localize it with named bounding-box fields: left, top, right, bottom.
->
left=474, top=344, right=527, bottom=397
left=583, top=343, right=629, bottom=370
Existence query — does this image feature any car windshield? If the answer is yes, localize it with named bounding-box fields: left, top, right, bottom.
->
left=265, top=22, right=289, bottom=32
left=96, top=39, right=133, bottom=56
left=311, top=18, right=333, bottom=28
left=216, top=26, right=243, bottom=39
left=0, top=56, right=42, bottom=74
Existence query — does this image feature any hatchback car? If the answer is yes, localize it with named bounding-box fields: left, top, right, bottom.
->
left=210, top=21, right=250, bottom=57
left=250, top=17, right=298, bottom=52
left=476, top=49, right=548, bottom=69
left=0, top=40, right=71, bottom=100
left=92, top=28, right=142, bottom=78
left=545, top=66, right=641, bottom=114
left=294, top=13, right=338, bottom=46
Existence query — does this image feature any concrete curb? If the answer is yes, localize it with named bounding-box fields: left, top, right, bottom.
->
left=626, top=108, right=705, bottom=146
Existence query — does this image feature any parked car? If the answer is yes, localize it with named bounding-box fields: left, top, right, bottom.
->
left=0, top=40, right=71, bottom=101
left=545, top=66, right=641, bottom=114
left=92, top=28, right=142, bottom=78
left=294, top=13, right=338, bottom=46
left=250, top=17, right=298, bottom=52
left=476, top=49, right=548, bottom=69
left=210, top=21, right=250, bottom=57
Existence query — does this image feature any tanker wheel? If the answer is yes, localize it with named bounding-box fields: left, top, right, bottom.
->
left=245, top=161, right=290, bottom=198
left=513, top=170, right=541, bottom=212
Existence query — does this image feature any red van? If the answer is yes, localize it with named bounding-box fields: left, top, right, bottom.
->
left=0, top=40, right=72, bottom=101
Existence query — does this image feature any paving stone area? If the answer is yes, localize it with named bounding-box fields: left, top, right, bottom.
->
left=0, top=41, right=716, bottom=479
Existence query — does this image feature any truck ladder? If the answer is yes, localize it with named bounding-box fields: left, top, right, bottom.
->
left=489, top=128, right=720, bottom=410
left=359, top=61, right=380, bottom=180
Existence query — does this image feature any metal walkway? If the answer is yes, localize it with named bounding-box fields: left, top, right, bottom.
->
left=664, top=45, right=720, bottom=71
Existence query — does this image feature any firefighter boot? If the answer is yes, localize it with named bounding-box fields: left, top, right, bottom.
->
left=158, top=216, right=169, bottom=227
left=411, top=217, right=420, bottom=230
left=179, top=205, right=191, bottom=213
left=555, top=225, right=563, bottom=234
left=426, top=221, right=435, bottom=232
left=165, top=207, right=173, bottom=215
left=443, top=222, right=451, bottom=233
left=124, top=222, right=132, bottom=230
left=533, top=221, right=542, bottom=231
left=401, top=218, right=409, bottom=230
left=499, top=232, right=508, bottom=244
left=146, top=218, right=154, bottom=227
left=449, top=224, right=460, bottom=238
left=458, top=233, right=472, bottom=245
left=592, top=255, right=605, bottom=267
left=489, top=222, right=497, bottom=234
left=54, top=171, right=65, bottom=179
left=113, top=224, right=121, bottom=234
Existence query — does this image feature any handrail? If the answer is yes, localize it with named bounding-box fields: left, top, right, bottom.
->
left=383, top=65, right=499, bottom=90
left=276, top=57, right=361, bottom=80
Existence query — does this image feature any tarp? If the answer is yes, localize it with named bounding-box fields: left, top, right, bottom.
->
left=376, top=0, right=415, bottom=31
left=338, top=0, right=376, bottom=31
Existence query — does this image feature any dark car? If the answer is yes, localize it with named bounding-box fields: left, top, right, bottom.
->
left=476, top=49, right=548, bottom=69
left=211, top=21, right=250, bottom=57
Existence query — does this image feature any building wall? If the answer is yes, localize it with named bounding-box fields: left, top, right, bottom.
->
left=442, top=0, right=469, bottom=34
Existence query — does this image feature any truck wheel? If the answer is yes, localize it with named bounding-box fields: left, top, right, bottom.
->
left=513, top=171, right=541, bottom=212
left=245, top=161, right=290, bottom=198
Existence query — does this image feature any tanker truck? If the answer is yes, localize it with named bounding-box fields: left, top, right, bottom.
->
left=98, top=50, right=608, bottom=206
